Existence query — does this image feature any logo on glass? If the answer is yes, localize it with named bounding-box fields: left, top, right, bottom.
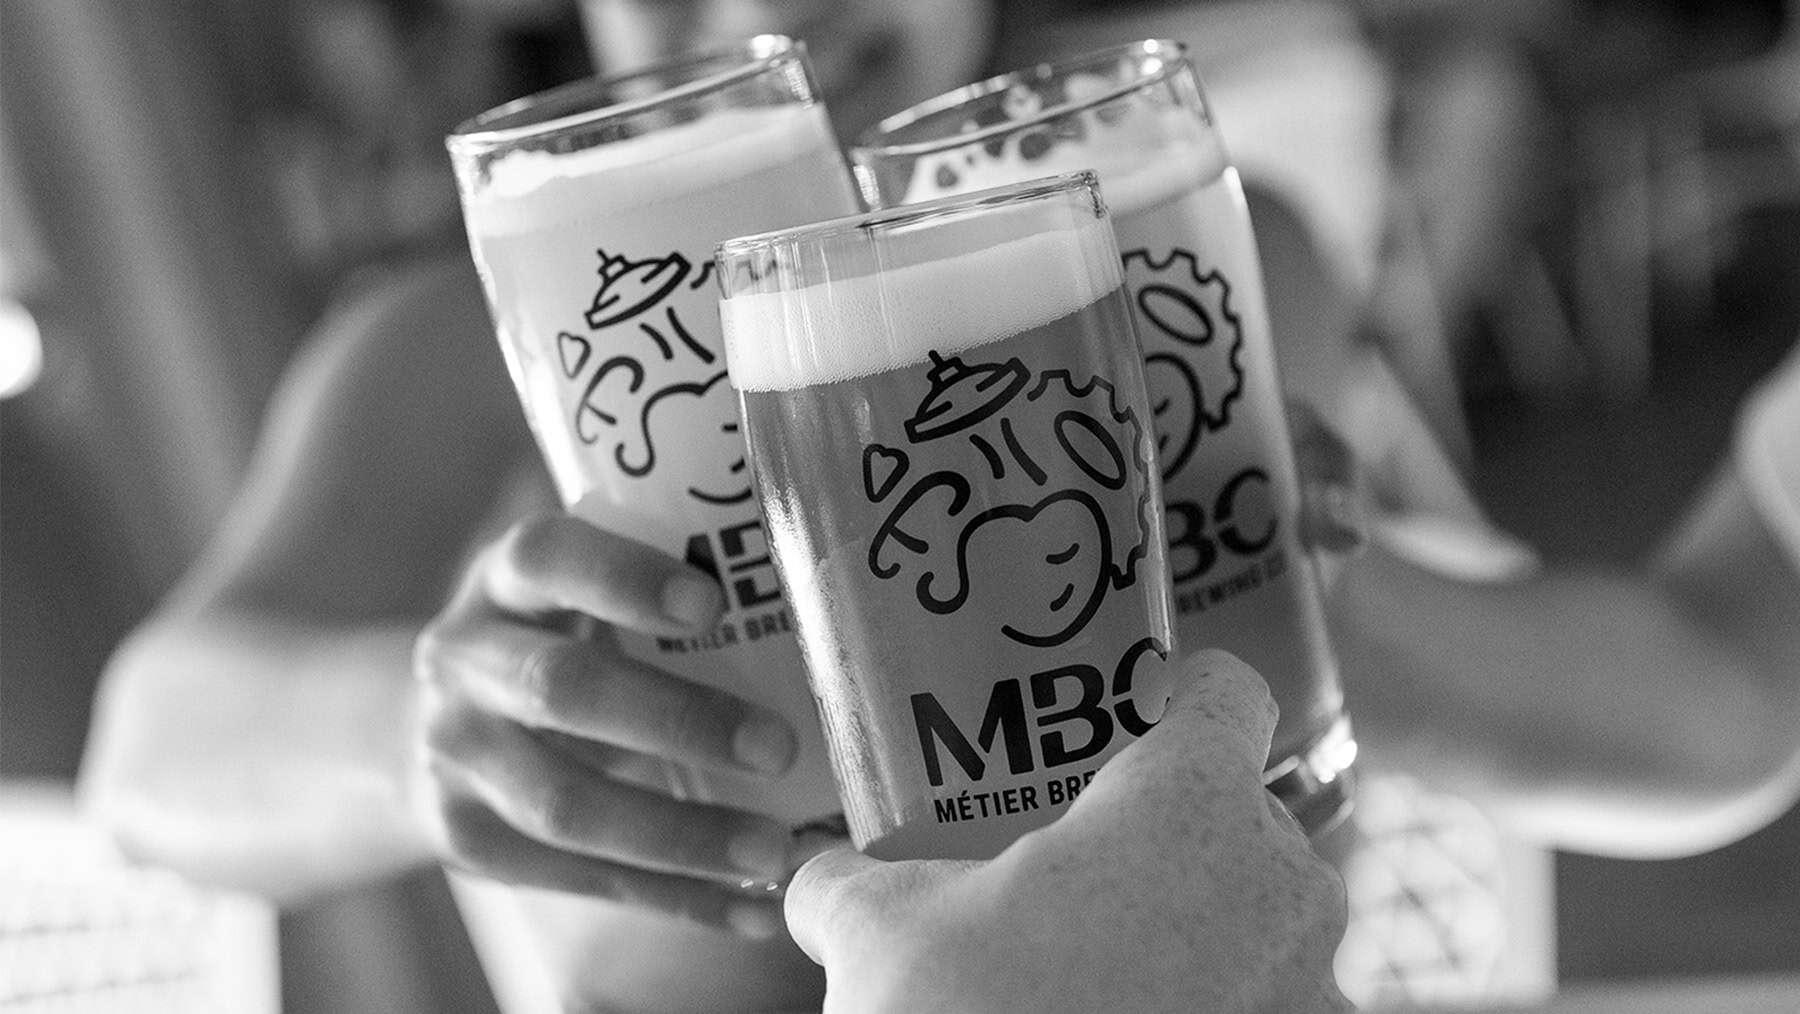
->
left=555, top=248, right=751, bottom=505
left=863, top=351, right=1155, bottom=649
left=1122, top=248, right=1245, bottom=482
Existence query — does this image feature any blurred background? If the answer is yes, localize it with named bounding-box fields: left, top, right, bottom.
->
left=2, top=0, right=1797, bottom=1010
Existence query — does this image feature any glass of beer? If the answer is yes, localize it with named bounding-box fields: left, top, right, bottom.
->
left=718, top=172, right=1176, bottom=859
left=446, top=36, right=862, bottom=828
left=851, top=39, right=1355, bottom=833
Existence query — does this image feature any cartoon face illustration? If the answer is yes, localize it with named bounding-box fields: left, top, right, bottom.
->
left=1121, top=248, right=1245, bottom=481
left=959, top=492, right=1114, bottom=647
left=557, top=248, right=749, bottom=504
left=866, top=351, right=1154, bottom=648
left=1144, top=353, right=1201, bottom=480
left=625, top=370, right=751, bottom=505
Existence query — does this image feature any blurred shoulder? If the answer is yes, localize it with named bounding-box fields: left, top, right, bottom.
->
left=283, top=250, right=509, bottom=408
left=310, top=252, right=492, bottom=359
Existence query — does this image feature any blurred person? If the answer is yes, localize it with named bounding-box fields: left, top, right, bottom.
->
left=73, top=0, right=1800, bottom=1010
left=1331, top=343, right=1800, bottom=861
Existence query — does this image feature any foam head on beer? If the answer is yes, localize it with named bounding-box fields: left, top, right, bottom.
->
left=719, top=177, right=1123, bottom=390
left=851, top=46, right=1229, bottom=218
left=459, top=103, right=841, bottom=239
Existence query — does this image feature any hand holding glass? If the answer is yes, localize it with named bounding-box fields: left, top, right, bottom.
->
left=432, top=39, right=861, bottom=938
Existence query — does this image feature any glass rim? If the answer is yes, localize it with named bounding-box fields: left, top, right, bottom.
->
left=852, top=38, right=1190, bottom=160
left=446, top=34, right=806, bottom=153
left=715, top=170, right=1103, bottom=263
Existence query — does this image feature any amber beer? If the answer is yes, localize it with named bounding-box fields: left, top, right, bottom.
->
left=720, top=173, right=1175, bottom=858
left=853, top=40, right=1355, bottom=831
left=448, top=37, right=860, bottom=826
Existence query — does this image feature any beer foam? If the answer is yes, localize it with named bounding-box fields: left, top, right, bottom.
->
left=722, top=221, right=1122, bottom=391
left=462, top=104, right=841, bottom=237
left=898, top=122, right=1228, bottom=217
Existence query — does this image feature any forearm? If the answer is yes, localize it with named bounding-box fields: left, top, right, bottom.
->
left=1335, top=539, right=1798, bottom=858
left=80, top=612, right=432, bottom=904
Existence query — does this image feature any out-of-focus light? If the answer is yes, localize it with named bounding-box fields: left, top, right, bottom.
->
left=1317, top=737, right=1358, bottom=784
left=0, top=297, right=43, bottom=398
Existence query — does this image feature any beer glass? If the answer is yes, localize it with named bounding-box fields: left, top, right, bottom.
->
left=447, top=36, right=861, bottom=827
left=718, top=172, right=1176, bottom=859
left=852, top=39, right=1355, bottom=832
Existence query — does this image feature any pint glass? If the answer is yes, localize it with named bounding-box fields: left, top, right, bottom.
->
left=852, top=40, right=1355, bottom=832
left=718, top=172, right=1176, bottom=859
left=447, top=37, right=860, bottom=827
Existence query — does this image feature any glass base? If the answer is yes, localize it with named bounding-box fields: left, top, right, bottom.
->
left=1265, top=715, right=1358, bottom=837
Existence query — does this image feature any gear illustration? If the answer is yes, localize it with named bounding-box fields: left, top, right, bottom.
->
left=1122, top=248, right=1246, bottom=480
